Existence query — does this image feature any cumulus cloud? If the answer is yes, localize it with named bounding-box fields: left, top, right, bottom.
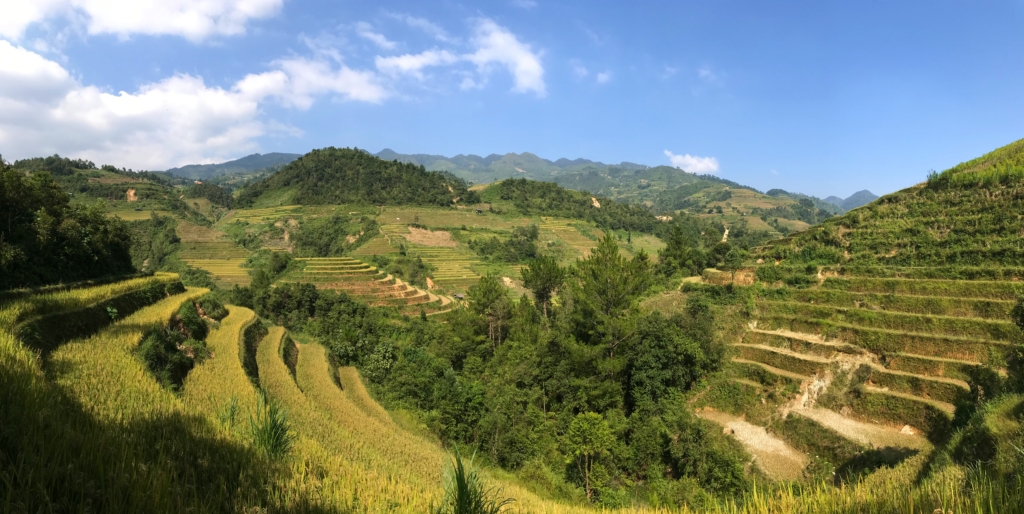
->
left=375, top=49, right=458, bottom=80
left=465, top=18, right=545, bottom=97
left=512, top=0, right=538, bottom=8
left=0, top=40, right=383, bottom=169
left=354, top=21, right=397, bottom=50
left=664, top=150, right=720, bottom=174
left=385, top=12, right=455, bottom=43
left=596, top=71, right=611, bottom=84
left=243, top=57, right=389, bottom=108
left=0, top=0, right=282, bottom=42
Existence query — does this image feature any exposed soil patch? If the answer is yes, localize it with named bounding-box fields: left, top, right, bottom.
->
left=698, top=408, right=808, bottom=480
left=794, top=407, right=928, bottom=450
left=405, top=227, right=458, bottom=247
left=126, top=188, right=138, bottom=202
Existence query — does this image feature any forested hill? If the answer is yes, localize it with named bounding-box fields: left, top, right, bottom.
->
left=235, top=147, right=478, bottom=208
left=758, top=137, right=1024, bottom=268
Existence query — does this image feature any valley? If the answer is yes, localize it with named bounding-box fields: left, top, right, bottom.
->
left=1, top=140, right=1022, bottom=513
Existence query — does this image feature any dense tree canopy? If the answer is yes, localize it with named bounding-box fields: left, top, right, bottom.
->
left=242, top=234, right=737, bottom=505
left=0, top=163, right=134, bottom=289
left=184, top=182, right=233, bottom=207
left=497, top=178, right=661, bottom=234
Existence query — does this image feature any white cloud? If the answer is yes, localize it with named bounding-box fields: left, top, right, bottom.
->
left=569, top=59, right=588, bottom=78
left=354, top=21, right=397, bottom=50
left=512, top=0, right=538, bottom=8
left=770, top=169, right=778, bottom=175
left=375, top=49, right=458, bottom=80
left=465, top=18, right=545, bottom=97
left=0, top=0, right=283, bottom=42
left=243, top=57, right=389, bottom=108
left=385, top=12, right=455, bottom=42
left=596, top=71, right=611, bottom=84
left=0, top=40, right=382, bottom=170
left=698, top=65, right=721, bottom=85
left=662, top=65, right=678, bottom=78
left=664, top=150, right=720, bottom=174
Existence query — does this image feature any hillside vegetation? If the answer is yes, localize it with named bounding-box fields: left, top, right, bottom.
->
left=237, top=147, right=479, bottom=208
left=673, top=137, right=1024, bottom=514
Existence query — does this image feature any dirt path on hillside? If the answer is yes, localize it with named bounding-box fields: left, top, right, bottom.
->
left=722, top=228, right=729, bottom=242
left=698, top=409, right=808, bottom=480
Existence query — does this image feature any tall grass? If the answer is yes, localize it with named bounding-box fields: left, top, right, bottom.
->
left=433, top=449, right=516, bottom=514
left=250, top=390, right=296, bottom=459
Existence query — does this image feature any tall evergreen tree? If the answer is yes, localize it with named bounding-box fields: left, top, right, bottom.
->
left=520, top=255, right=565, bottom=317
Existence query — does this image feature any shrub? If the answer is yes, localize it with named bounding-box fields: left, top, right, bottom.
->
left=755, top=264, right=784, bottom=283
left=176, top=301, right=208, bottom=340
left=197, top=293, right=228, bottom=320
left=136, top=329, right=207, bottom=390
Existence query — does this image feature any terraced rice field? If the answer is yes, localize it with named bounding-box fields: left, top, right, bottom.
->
left=223, top=205, right=302, bottom=224
left=708, top=268, right=1024, bottom=477
left=377, top=206, right=531, bottom=230
left=283, top=257, right=450, bottom=313
left=180, top=240, right=251, bottom=286
left=538, top=217, right=604, bottom=258
left=351, top=234, right=395, bottom=256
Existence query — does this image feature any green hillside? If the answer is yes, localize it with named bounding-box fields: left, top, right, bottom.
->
left=374, top=148, right=841, bottom=235
left=760, top=137, right=1024, bottom=268
left=673, top=138, right=1024, bottom=510
left=237, top=147, right=477, bottom=208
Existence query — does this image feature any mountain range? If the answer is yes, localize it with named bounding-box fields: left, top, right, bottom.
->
left=164, top=149, right=877, bottom=216
left=162, top=152, right=301, bottom=179
left=824, top=190, right=880, bottom=211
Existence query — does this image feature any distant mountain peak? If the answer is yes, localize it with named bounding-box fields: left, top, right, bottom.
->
left=163, top=152, right=301, bottom=179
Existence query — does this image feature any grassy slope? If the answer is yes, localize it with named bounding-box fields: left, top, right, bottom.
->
left=758, top=137, right=1024, bottom=266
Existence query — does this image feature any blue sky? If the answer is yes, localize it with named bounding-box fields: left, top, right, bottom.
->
left=0, top=1, right=1021, bottom=198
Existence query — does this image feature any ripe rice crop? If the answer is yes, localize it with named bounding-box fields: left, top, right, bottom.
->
left=48, top=287, right=209, bottom=421
left=0, top=272, right=179, bottom=331
left=296, top=343, right=445, bottom=487
left=182, top=306, right=261, bottom=424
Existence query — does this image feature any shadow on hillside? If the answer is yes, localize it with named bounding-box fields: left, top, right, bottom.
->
left=834, top=446, right=920, bottom=486
left=4, top=336, right=346, bottom=513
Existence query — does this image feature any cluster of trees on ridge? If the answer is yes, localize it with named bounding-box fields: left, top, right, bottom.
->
left=236, top=147, right=480, bottom=208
